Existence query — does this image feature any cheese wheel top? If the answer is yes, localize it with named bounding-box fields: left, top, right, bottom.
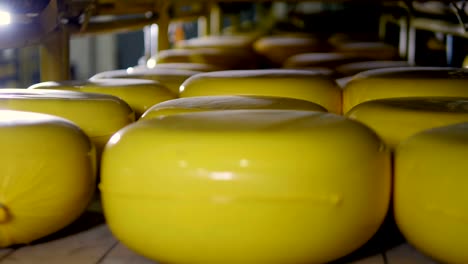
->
left=180, top=69, right=341, bottom=113
left=29, top=79, right=176, bottom=117
left=0, top=89, right=134, bottom=137
left=177, top=35, right=257, bottom=49
left=140, top=95, right=326, bottom=119
left=147, top=62, right=223, bottom=72
left=90, top=68, right=202, bottom=95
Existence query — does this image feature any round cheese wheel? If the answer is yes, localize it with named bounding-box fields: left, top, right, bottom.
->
left=176, top=35, right=257, bottom=50
left=101, top=109, right=391, bottom=264
left=333, top=42, right=399, bottom=61
left=155, top=48, right=256, bottom=70
left=0, top=89, right=134, bottom=156
left=343, top=67, right=468, bottom=113
left=28, top=79, right=176, bottom=118
left=140, top=95, right=326, bottom=120
left=253, top=35, right=329, bottom=66
left=395, top=122, right=468, bottom=263
left=283, top=52, right=370, bottom=69
left=90, top=68, right=201, bottom=95
left=145, top=62, right=222, bottom=72
left=179, top=69, right=342, bottom=114
left=346, top=97, right=468, bottom=148
left=336, top=60, right=410, bottom=77
left=0, top=110, right=95, bottom=247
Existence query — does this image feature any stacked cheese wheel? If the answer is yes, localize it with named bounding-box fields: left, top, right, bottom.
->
left=0, top=89, right=134, bottom=157
left=28, top=79, right=176, bottom=118
left=179, top=69, right=342, bottom=114
left=145, top=62, right=222, bottom=72
left=395, top=122, right=468, bottom=263
left=154, top=35, right=259, bottom=70
left=140, top=95, right=326, bottom=120
left=0, top=110, right=95, bottom=247
left=343, top=67, right=468, bottom=113
left=90, top=68, right=201, bottom=95
left=346, top=97, right=468, bottom=148
left=253, top=34, right=330, bottom=67
left=101, top=110, right=390, bottom=264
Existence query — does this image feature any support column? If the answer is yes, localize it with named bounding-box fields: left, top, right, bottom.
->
left=398, top=17, right=409, bottom=59
left=407, top=21, right=416, bottom=66
left=210, top=2, right=222, bottom=35
left=157, top=1, right=170, bottom=52
left=40, top=27, right=70, bottom=81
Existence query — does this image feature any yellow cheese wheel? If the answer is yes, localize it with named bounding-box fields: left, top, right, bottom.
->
left=179, top=69, right=342, bottom=114
left=176, top=35, right=257, bottom=50
left=154, top=48, right=256, bottom=70
left=0, top=89, right=134, bottom=156
left=0, top=110, right=95, bottom=247
left=333, top=42, right=399, bottom=61
left=253, top=35, right=329, bottom=66
left=100, top=110, right=391, bottom=264
left=395, top=122, right=468, bottom=263
left=28, top=79, right=176, bottom=118
left=343, top=67, right=468, bottom=113
left=145, top=62, right=222, bottom=72
left=140, top=95, right=326, bottom=120
left=283, top=52, right=370, bottom=69
left=90, top=68, right=201, bottom=95
left=346, top=97, right=468, bottom=148
left=335, top=60, right=410, bottom=77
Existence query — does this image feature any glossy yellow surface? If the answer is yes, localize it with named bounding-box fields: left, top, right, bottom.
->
left=283, top=52, right=368, bottom=69
left=29, top=79, right=176, bottom=118
left=0, top=110, right=95, bottom=247
left=253, top=35, right=329, bottom=66
left=343, top=67, right=468, bottom=113
left=0, top=89, right=134, bottom=156
left=180, top=69, right=342, bottom=114
left=90, top=68, right=202, bottom=95
left=395, top=122, right=468, bottom=263
left=346, top=97, right=468, bottom=148
left=140, top=95, right=326, bottom=120
left=101, top=109, right=390, bottom=264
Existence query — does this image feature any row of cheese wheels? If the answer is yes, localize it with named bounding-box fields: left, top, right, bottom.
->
left=0, top=65, right=467, bottom=263
left=150, top=33, right=401, bottom=70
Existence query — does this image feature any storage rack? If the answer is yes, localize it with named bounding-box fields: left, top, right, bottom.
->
left=2, top=0, right=466, bottom=85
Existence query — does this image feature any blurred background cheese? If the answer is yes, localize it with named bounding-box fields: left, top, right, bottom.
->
left=29, top=79, right=176, bottom=118
left=283, top=52, right=370, bottom=70
left=253, top=34, right=330, bottom=67
left=343, top=67, right=468, bottom=113
left=395, top=122, right=468, bottom=263
left=152, top=48, right=256, bottom=70
left=336, top=60, right=410, bottom=77
left=346, top=97, right=468, bottom=148
left=90, top=68, right=202, bottom=95
left=332, top=42, right=399, bottom=61
left=179, top=69, right=342, bottom=113
left=0, top=110, right=95, bottom=247
left=101, top=109, right=390, bottom=264
left=140, top=95, right=326, bottom=120
left=0, top=89, right=134, bottom=157
left=144, top=62, right=223, bottom=72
